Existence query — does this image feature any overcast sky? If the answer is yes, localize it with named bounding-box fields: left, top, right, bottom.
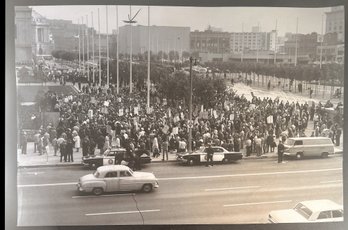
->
left=30, top=5, right=336, bottom=36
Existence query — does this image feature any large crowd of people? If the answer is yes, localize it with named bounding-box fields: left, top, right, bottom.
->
left=19, top=60, right=343, bottom=164
left=19, top=80, right=343, bottom=164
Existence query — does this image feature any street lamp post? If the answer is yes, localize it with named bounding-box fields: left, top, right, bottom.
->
left=188, top=57, right=196, bottom=154
left=123, top=6, right=141, bottom=94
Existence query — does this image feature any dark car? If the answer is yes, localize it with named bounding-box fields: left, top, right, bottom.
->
left=176, top=146, right=243, bottom=165
left=82, top=148, right=151, bottom=168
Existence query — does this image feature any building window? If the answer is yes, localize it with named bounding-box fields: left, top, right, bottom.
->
left=38, top=28, right=44, bottom=42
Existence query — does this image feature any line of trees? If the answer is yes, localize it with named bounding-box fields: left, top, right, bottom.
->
left=205, top=62, right=344, bottom=86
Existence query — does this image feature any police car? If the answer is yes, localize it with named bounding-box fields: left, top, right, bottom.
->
left=176, top=146, right=243, bottom=165
left=82, top=148, right=151, bottom=168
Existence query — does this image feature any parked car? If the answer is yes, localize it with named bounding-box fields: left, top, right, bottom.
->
left=82, top=148, right=151, bottom=168
left=284, top=137, right=335, bottom=159
left=77, top=165, right=159, bottom=195
left=176, top=146, right=243, bottom=165
left=268, top=200, right=343, bottom=223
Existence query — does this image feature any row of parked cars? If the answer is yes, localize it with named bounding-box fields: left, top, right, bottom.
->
left=82, top=137, right=336, bottom=169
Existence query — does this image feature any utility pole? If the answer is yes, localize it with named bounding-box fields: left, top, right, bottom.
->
left=82, top=16, right=85, bottom=76
left=188, top=57, right=195, bottom=154
left=147, top=6, right=151, bottom=109
left=116, top=6, right=119, bottom=94
left=320, top=14, right=324, bottom=69
left=98, top=8, right=101, bottom=87
left=92, top=11, right=95, bottom=83
left=86, top=15, right=89, bottom=83
left=106, top=5, right=109, bottom=88
left=295, top=17, right=298, bottom=67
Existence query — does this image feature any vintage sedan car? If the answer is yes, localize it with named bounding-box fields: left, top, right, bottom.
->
left=82, top=148, right=151, bottom=168
left=268, top=200, right=343, bottom=223
left=77, top=165, right=159, bottom=195
left=176, top=146, right=243, bottom=165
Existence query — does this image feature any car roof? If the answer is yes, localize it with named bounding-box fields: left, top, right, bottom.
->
left=97, top=165, right=130, bottom=172
left=299, top=200, right=342, bottom=212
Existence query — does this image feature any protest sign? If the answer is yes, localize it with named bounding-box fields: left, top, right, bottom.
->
left=267, top=115, right=273, bottom=124
left=134, top=107, right=139, bottom=115
left=119, top=108, right=124, bottom=116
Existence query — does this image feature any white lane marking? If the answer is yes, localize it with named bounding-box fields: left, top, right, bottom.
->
left=86, top=209, right=160, bottom=216
left=320, top=180, right=343, bottom=184
left=224, top=200, right=292, bottom=207
left=205, top=186, right=260, bottom=192
left=158, top=168, right=342, bottom=181
left=72, top=193, right=135, bottom=199
left=18, top=182, right=76, bottom=188
left=17, top=167, right=342, bottom=188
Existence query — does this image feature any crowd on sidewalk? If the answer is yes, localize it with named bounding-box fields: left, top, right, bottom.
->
left=19, top=69, right=344, bottom=164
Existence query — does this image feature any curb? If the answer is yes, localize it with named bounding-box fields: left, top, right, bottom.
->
left=17, top=153, right=343, bottom=168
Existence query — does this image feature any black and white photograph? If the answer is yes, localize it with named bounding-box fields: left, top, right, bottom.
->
left=6, top=0, right=346, bottom=228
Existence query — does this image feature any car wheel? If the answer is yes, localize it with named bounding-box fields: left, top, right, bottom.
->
left=142, top=184, right=153, bottom=193
left=187, top=158, right=195, bottom=166
left=295, top=153, right=303, bottom=160
left=321, top=152, right=329, bottom=158
left=92, top=187, right=104, bottom=195
left=222, top=158, right=229, bottom=164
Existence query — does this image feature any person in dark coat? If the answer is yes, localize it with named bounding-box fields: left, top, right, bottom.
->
left=20, top=131, right=28, bottom=154
left=82, top=136, right=90, bottom=157
left=66, top=137, right=74, bottom=162
left=277, top=140, right=285, bottom=163
left=205, top=143, right=214, bottom=167
left=60, top=140, right=67, bottom=162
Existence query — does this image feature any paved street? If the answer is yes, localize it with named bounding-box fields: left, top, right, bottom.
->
left=17, top=156, right=343, bottom=225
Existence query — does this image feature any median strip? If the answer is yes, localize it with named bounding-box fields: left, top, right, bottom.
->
left=85, top=209, right=160, bottom=216
left=205, top=186, right=260, bottom=192
left=224, top=200, right=292, bottom=207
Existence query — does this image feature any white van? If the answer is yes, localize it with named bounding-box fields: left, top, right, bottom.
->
left=284, top=137, right=335, bottom=159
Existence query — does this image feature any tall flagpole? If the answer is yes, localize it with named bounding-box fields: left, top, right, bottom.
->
left=130, top=5, right=133, bottom=94
left=106, top=5, right=109, bottom=88
left=274, top=19, right=277, bottom=64
left=147, top=6, right=151, bottom=109
left=86, top=15, right=90, bottom=83
left=82, top=16, right=85, bottom=76
left=116, top=6, right=119, bottom=94
left=256, top=22, right=259, bottom=63
left=320, top=14, right=324, bottom=69
left=92, top=11, right=95, bottom=83
left=78, top=19, right=81, bottom=71
left=98, top=8, right=101, bottom=86
left=241, top=23, right=244, bottom=62
left=295, top=17, right=298, bottom=67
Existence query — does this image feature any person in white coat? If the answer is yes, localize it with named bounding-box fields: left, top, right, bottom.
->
left=73, top=134, right=81, bottom=152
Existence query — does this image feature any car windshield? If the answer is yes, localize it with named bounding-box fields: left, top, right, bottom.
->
left=194, top=147, right=205, bottom=153
left=128, top=169, right=134, bottom=175
left=93, top=170, right=100, bottom=178
left=294, top=203, right=313, bottom=220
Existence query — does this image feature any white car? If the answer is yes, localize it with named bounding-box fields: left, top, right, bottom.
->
left=77, top=165, right=159, bottom=195
left=268, top=200, right=343, bottom=223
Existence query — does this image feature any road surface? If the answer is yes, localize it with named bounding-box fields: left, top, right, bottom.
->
left=17, top=156, right=343, bottom=225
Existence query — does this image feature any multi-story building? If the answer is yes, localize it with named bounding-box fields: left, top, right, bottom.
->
left=15, top=6, right=33, bottom=65
left=325, top=6, right=344, bottom=42
left=48, top=19, right=81, bottom=52
left=190, top=29, right=230, bottom=54
left=118, top=25, right=190, bottom=56
left=284, top=32, right=319, bottom=61
left=317, top=32, right=344, bottom=64
left=229, top=31, right=268, bottom=53
left=31, top=10, right=54, bottom=56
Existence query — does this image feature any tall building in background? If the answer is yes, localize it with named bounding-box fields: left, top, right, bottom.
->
left=32, top=10, right=54, bottom=56
left=229, top=31, right=268, bottom=53
left=15, top=6, right=33, bottom=65
left=119, top=25, right=190, bottom=55
left=190, top=29, right=230, bottom=54
left=325, top=6, right=344, bottom=42
left=284, top=32, right=319, bottom=62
